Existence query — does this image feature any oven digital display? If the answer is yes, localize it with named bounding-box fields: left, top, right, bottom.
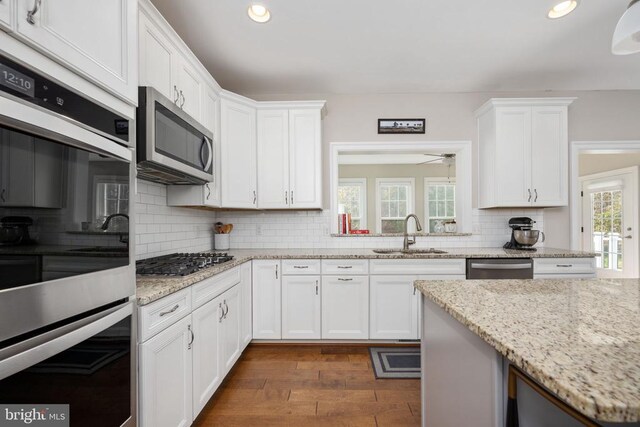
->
left=0, top=63, right=35, bottom=98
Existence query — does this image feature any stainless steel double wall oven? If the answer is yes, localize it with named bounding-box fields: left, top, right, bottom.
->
left=0, top=54, right=136, bottom=427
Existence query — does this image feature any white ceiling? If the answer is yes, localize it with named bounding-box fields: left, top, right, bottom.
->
left=150, top=0, right=640, bottom=95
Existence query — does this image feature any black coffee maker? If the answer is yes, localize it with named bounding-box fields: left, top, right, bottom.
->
left=0, top=216, right=35, bottom=246
left=503, top=217, right=538, bottom=251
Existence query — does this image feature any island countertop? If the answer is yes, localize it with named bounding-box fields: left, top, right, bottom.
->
left=414, top=278, right=640, bottom=423
left=135, top=247, right=595, bottom=305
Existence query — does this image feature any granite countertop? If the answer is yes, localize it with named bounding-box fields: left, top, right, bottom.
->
left=414, top=278, right=640, bottom=423
left=0, top=244, right=129, bottom=257
left=136, top=247, right=595, bottom=305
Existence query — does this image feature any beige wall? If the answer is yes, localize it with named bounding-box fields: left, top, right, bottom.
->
left=250, top=90, right=640, bottom=248
left=579, top=153, right=640, bottom=176
left=339, top=163, right=454, bottom=231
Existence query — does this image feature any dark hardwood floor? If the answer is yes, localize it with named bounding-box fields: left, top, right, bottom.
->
left=193, top=344, right=421, bottom=426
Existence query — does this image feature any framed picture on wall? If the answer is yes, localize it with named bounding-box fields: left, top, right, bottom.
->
left=378, top=118, right=425, bottom=134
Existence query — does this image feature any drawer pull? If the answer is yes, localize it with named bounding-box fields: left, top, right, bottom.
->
left=338, top=278, right=353, bottom=281
left=159, top=304, right=179, bottom=317
left=219, top=303, right=224, bottom=323
left=556, top=264, right=573, bottom=268
left=337, top=265, right=353, bottom=269
left=294, top=265, right=309, bottom=269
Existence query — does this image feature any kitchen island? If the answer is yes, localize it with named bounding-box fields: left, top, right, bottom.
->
left=415, top=278, right=640, bottom=427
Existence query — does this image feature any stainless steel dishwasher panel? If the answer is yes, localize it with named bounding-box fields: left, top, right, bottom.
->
left=466, top=258, right=533, bottom=279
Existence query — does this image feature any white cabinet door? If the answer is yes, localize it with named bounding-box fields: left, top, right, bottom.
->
left=495, top=107, right=532, bottom=206
left=221, top=98, right=257, bottom=208
left=239, top=262, right=252, bottom=348
left=531, top=106, right=567, bottom=207
left=220, top=284, right=241, bottom=374
left=282, top=275, right=321, bottom=339
left=289, top=109, right=322, bottom=209
left=370, top=276, right=419, bottom=340
left=138, top=11, right=176, bottom=101
left=139, top=315, right=193, bottom=427
left=176, top=58, right=202, bottom=122
left=257, top=109, right=289, bottom=209
left=16, top=0, right=138, bottom=103
left=191, top=296, right=223, bottom=419
left=0, top=0, right=14, bottom=30
left=252, top=260, right=281, bottom=339
left=322, top=275, right=369, bottom=339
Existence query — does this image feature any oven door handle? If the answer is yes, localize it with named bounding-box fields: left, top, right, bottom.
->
left=470, top=263, right=532, bottom=270
left=0, top=301, right=132, bottom=380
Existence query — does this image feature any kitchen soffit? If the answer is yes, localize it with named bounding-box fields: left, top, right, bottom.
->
left=150, top=0, right=640, bottom=95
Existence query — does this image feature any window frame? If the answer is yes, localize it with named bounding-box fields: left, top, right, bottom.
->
left=93, top=175, right=129, bottom=220
left=375, top=177, right=415, bottom=233
left=424, top=177, right=456, bottom=233
left=338, top=178, right=368, bottom=230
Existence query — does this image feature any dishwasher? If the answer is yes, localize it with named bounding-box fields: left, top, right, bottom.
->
left=466, top=258, right=533, bottom=279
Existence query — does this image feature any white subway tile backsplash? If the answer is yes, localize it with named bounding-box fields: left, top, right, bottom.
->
left=214, top=208, right=544, bottom=250
left=134, top=179, right=216, bottom=259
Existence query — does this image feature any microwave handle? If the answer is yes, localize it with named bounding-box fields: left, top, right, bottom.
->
left=200, top=137, right=213, bottom=172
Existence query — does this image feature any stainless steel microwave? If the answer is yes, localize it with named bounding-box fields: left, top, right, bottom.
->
left=137, top=86, right=214, bottom=184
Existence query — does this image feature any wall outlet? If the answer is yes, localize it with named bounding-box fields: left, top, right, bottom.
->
left=256, top=224, right=263, bottom=236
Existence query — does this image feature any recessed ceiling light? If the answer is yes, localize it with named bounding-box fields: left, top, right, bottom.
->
left=248, top=4, right=271, bottom=23
left=548, top=0, right=579, bottom=19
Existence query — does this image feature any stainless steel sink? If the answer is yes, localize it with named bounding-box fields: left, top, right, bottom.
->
left=402, top=248, right=448, bottom=254
left=69, top=246, right=128, bottom=253
left=372, top=248, right=448, bottom=255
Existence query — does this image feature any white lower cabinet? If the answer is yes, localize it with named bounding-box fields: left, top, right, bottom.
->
left=139, top=315, right=193, bottom=427
left=282, top=275, right=321, bottom=339
left=191, top=296, right=223, bottom=418
left=220, top=285, right=241, bottom=373
left=370, top=275, right=419, bottom=340
left=322, top=275, right=369, bottom=339
left=240, top=262, right=253, bottom=348
left=139, top=263, right=252, bottom=427
left=252, top=260, right=282, bottom=339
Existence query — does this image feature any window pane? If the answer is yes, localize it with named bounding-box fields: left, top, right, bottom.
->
left=446, top=201, right=455, bottom=216
left=428, top=186, right=437, bottom=199
left=437, top=201, right=445, bottom=217
left=429, top=201, right=437, bottom=217
left=381, top=186, right=389, bottom=200
left=390, top=201, right=398, bottom=218
left=390, top=186, right=398, bottom=200
left=446, top=185, right=454, bottom=199
left=382, top=219, right=404, bottom=233
left=437, top=186, right=445, bottom=200
left=398, top=186, right=406, bottom=200
left=398, top=202, right=407, bottom=217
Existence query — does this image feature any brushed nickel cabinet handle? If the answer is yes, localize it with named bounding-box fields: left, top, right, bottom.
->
left=187, top=325, right=194, bottom=350
left=205, top=183, right=211, bottom=200
left=219, top=303, right=224, bottom=323
left=293, top=265, right=309, bottom=269
left=26, top=0, right=41, bottom=24
left=223, top=300, right=229, bottom=319
left=556, top=264, right=573, bottom=268
left=174, top=85, right=179, bottom=103
left=534, top=189, right=538, bottom=203
left=291, top=191, right=294, bottom=204
left=316, top=280, right=319, bottom=295
left=337, top=265, right=353, bottom=269
left=285, top=191, right=288, bottom=204
left=275, top=264, right=278, bottom=279
left=338, top=278, right=353, bottom=282
left=0, top=189, right=5, bottom=202
left=159, top=304, right=179, bottom=317
left=253, top=190, right=257, bottom=205
left=179, top=90, right=185, bottom=108
left=527, top=189, right=532, bottom=202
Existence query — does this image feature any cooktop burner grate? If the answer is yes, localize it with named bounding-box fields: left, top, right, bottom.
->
left=136, top=252, right=234, bottom=276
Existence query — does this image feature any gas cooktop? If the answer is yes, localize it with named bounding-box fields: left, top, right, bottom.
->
left=136, top=252, right=234, bottom=276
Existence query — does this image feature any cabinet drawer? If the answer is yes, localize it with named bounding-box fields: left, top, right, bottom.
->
left=282, top=259, right=321, bottom=275
left=139, top=288, right=192, bottom=342
left=322, top=259, right=369, bottom=275
left=370, top=259, right=465, bottom=275
left=533, top=258, right=596, bottom=275
left=192, top=266, right=241, bottom=309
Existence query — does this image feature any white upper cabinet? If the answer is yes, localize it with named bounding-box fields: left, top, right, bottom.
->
left=138, top=0, right=220, bottom=128
left=176, top=58, right=202, bottom=122
left=288, top=108, right=323, bottom=208
left=256, top=104, right=325, bottom=209
left=0, top=0, right=14, bottom=30
left=477, top=98, right=574, bottom=208
left=138, top=11, right=176, bottom=101
left=257, top=109, right=290, bottom=209
left=221, top=95, right=257, bottom=209
left=15, top=0, right=138, bottom=104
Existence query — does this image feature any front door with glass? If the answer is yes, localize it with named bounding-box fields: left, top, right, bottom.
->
left=581, top=166, right=639, bottom=278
